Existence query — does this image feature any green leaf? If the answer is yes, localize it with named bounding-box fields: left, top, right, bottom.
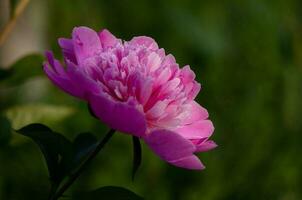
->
left=132, top=136, right=142, bottom=180
left=73, top=132, right=97, bottom=164
left=5, top=104, right=75, bottom=129
left=74, top=186, right=144, bottom=200
left=17, top=123, right=73, bottom=183
left=0, top=114, right=12, bottom=146
left=0, top=68, right=13, bottom=81
left=1, top=54, right=44, bottom=87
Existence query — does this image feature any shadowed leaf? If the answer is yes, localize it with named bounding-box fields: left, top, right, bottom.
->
left=17, top=123, right=73, bottom=183
left=0, top=114, right=12, bottom=146
left=0, top=68, right=13, bottom=81
left=73, top=132, right=98, bottom=164
left=1, top=54, right=43, bottom=87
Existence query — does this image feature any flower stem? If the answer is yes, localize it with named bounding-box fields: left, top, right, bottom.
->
left=50, top=129, right=116, bottom=200
left=48, top=182, right=59, bottom=200
left=0, top=0, right=30, bottom=46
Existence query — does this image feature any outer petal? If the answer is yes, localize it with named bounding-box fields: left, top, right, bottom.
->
left=180, top=65, right=196, bottom=84
left=44, top=62, right=82, bottom=98
left=88, top=93, right=147, bottom=137
left=44, top=51, right=83, bottom=98
left=98, top=29, right=119, bottom=48
left=169, top=155, right=205, bottom=170
left=182, top=101, right=209, bottom=125
left=188, top=82, right=201, bottom=100
left=58, top=38, right=77, bottom=64
left=65, top=60, right=101, bottom=99
left=195, top=140, right=217, bottom=152
left=44, top=51, right=101, bottom=100
left=129, top=36, right=159, bottom=50
left=45, top=51, right=66, bottom=75
left=72, top=26, right=102, bottom=64
left=144, top=129, right=204, bottom=170
left=176, top=120, right=214, bottom=140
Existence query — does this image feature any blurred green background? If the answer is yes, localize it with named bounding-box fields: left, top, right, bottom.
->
left=1, top=0, right=302, bottom=199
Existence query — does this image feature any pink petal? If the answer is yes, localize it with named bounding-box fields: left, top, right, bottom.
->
left=188, top=82, right=201, bottom=100
left=45, top=51, right=66, bottom=75
left=195, top=140, right=217, bottom=152
left=180, top=65, right=195, bottom=84
left=98, top=29, right=119, bottom=48
left=58, top=38, right=77, bottom=63
left=129, top=36, right=159, bottom=50
left=65, top=60, right=101, bottom=100
left=144, top=129, right=204, bottom=170
left=147, top=52, right=162, bottom=72
left=154, top=67, right=171, bottom=88
left=44, top=53, right=101, bottom=101
left=88, top=93, right=147, bottom=137
left=182, top=101, right=209, bottom=125
left=138, top=78, right=153, bottom=105
left=146, top=100, right=168, bottom=119
left=162, top=54, right=176, bottom=67
left=72, top=26, right=102, bottom=64
left=43, top=62, right=82, bottom=98
left=44, top=51, right=82, bottom=98
left=176, top=120, right=214, bottom=140
left=169, top=155, right=205, bottom=170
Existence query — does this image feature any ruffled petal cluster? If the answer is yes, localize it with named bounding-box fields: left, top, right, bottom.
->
left=44, top=27, right=216, bottom=170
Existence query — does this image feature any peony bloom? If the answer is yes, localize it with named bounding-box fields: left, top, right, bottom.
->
left=44, top=27, right=216, bottom=170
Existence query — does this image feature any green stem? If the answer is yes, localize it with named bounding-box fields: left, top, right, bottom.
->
left=48, top=182, right=59, bottom=200
left=51, top=129, right=116, bottom=200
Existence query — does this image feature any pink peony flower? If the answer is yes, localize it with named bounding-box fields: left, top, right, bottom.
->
left=44, top=27, right=216, bottom=170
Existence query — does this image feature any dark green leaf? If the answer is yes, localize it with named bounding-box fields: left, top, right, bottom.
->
left=0, top=68, right=13, bottom=81
left=74, top=186, right=144, bottom=200
left=73, top=132, right=97, bottom=164
left=17, top=123, right=73, bottom=183
left=0, top=114, right=12, bottom=146
left=132, top=136, right=142, bottom=180
left=1, top=54, right=44, bottom=86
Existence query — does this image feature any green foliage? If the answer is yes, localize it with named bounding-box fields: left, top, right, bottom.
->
left=0, top=114, right=12, bottom=146
left=5, top=104, right=75, bottom=129
left=16, top=124, right=103, bottom=185
left=0, top=54, right=44, bottom=87
left=74, top=186, right=143, bottom=200
left=15, top=123, right=125, bottom=200
left=0, top=68, right=13, bottom=81
left=17, top=123, right=73, bottom=183
left=73, top=132, right=97, bottom=165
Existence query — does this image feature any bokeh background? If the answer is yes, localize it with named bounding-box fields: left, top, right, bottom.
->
left=1, top=0, right=302, bottom=199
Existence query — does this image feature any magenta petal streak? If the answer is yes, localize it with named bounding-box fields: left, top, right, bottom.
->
left=43, top=26, right=216, bottom=170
